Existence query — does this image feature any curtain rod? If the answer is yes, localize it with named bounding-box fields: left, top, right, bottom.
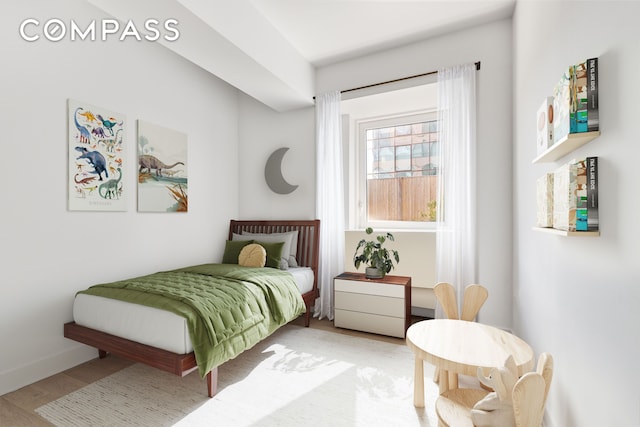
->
left=314, top=61, right=481, bottom=100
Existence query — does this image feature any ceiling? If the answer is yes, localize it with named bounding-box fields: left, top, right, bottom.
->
left=87, top=0, right=515, bottom=111
left=251, top=0, right=516, bottom=67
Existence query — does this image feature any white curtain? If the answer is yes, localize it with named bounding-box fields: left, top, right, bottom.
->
left=315, top=91, right=344, bottom=320
left=435, top=63, right=477, bottom=319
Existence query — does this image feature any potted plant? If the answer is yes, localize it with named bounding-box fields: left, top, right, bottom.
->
left=353, top=227, right=400, bottom=279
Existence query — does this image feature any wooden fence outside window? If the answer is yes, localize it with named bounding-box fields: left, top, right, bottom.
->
left=367, top=175, right=437, bottom=222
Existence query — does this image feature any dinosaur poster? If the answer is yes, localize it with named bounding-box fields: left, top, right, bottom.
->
left=68, top=99, right=126, bottom=211
left=137, top=120, right=188, bottom=212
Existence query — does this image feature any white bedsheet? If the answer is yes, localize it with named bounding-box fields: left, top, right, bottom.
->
left=73, top=267, right=314, bottom=355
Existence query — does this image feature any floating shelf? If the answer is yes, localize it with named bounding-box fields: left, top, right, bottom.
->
left=532, top=131, right=600, bottom=164
left=532, top=227, right=600, bottom=237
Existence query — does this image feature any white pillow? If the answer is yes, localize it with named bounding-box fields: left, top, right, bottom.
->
left=242, top=231, right=298, bottom=267
left=232, top=232, right=291, bottom=269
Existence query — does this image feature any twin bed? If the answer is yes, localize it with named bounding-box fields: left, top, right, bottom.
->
left=64, top=219, right=320, bottom=397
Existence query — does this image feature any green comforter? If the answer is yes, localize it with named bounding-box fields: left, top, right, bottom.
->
left=77, top=263, right=306, bottom=377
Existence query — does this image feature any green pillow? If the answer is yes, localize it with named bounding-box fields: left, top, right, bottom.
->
left=222, top=240, right=253, bottom=264
left=255, top=241, right=285, bottom=269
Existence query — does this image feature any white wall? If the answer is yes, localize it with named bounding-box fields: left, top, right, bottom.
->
left=344, top=230, right=437, bottom=312
left=237, top=94, right=316, bottom=220
left=512, top=2, right=640, bottom=426
left=317, top=19, right=514, bottom=329
left=0, top=0, right=240, bottom=395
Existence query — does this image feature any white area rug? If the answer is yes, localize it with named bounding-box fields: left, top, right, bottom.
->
left=36, top=325, right=438, bottom=426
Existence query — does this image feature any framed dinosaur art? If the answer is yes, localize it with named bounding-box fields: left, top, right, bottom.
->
left=67, top=99, right=126, bottom=211
left=137, top=120, right=188, bottom=212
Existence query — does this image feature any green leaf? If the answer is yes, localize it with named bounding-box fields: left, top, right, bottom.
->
left=352, top=227, right=400, bottom=271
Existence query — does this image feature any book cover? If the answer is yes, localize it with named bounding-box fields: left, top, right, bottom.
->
left=536, top=97, right=554, bottom=155
left=587, top=156, right=599, bottom=231
left=574, top=60, right=588, bottom=133
left=574, top=159, right=588, bottom=230
left=571, top=57, right=598, bottom=133
left=553, top=66, right=573, bottom=143
left=587, top=58, right=599, bottom=132
left=553, top=160, right=578, bottom=231
left=536, top=173, right=554, bottom=227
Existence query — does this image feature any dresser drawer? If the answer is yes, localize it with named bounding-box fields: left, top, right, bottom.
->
left=335, top=291, right=404, bottom=318
left=334, top=309, right=405, bottom=338
left=334, top=278, right=405, bottom=298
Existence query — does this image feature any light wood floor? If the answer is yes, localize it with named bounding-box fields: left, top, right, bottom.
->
left=0, top=317, right=423, bottom=426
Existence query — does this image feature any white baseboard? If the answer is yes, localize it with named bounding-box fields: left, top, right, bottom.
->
left=0, top=344, right=97, bottom=396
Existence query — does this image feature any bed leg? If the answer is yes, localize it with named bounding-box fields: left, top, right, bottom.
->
left=207, top=367, right=218, bottom=398
left=304, top=310, right=311, bottom=327
left=98, top=349, right=107, bottom=359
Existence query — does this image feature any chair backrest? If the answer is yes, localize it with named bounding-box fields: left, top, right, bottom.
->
left=536, top=352, right=554, bottom=405
left=512, top=352, right=554, bottom=427
left=434, top=282, right=488, bottom=321
left=512, top=372, right=546, bottom=427
left=460, top=284, right=489, bottom=321
left=433, top=282, right=459, bottom=319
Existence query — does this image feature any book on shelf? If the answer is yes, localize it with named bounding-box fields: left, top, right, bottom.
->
left=552, top=57, right=599, bottom=141
left=553, top=160, right=577, bottom=231
left=536, top=173, right=554, bottom=228
left=551, top=157, right=598, bottom=232
left=587, top=58, right=599, bottom=132
left=536, top=97, right=554, bottom=155
left=574, top=57, right=599, bottom=133
left=575, top=159, right=588, bottom=231
left=587, top=156, right=599, bottom=231
left=553, top=66, right=573, bottom=143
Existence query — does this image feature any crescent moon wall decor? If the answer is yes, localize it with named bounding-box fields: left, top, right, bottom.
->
left=265, top=147, right=299, bottom=194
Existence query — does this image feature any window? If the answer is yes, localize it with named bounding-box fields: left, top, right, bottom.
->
left=342, top=80, right=438, bottom=230
left=357, top=112, right=439, bottom=228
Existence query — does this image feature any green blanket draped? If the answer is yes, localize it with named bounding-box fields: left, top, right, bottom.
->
left=77, top=264, right=306, bottom=377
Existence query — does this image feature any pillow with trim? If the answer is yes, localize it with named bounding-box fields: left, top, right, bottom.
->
left=241, top=231, right=299, bottom=268
left=222, top=239, right=254, bottom=264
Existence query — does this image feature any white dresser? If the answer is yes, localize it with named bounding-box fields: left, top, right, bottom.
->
left=334, top=272, right=411, bottom=338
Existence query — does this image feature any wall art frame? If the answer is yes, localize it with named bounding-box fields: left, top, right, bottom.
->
left=68, top=99, right=126, bottom=211
left=137, top=120, right=188, bottom=212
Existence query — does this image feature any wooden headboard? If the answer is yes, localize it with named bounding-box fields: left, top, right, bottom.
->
left=229, top=220, right=320, bottom=272
left=229, top=219, right=320, bottom=326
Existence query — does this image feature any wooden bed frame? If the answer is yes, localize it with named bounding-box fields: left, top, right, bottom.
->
left=64, top=219, right=320, bottom=397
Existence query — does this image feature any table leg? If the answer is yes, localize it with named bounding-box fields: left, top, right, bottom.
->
left=438, top=369, right=449, bottom=394
left=448, top=371, right=458, bottom=390
left=413, top=357, right=425, bottom=407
